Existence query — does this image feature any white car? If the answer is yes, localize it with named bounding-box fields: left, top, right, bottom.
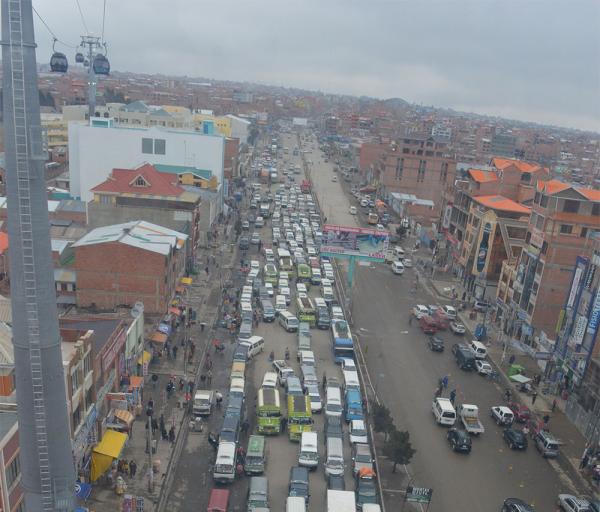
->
left=341, top=358, right=357, bottom=371
left=275, top=295, right=287, bottom=313
left=360, top=199, right=369, bottom=207
left=403, top=258, right=413, bottom=268
left=557, top=494, right=591, bottom=512
left=442, top=305, right=458, bottom=319
left=305, top=384, right=322, bottom=413
left=332, top=176, right=338, bottom=182
left=349, top=420, right=368, bottom=445
left=297, top=283, right=308, bottom=295
left=265, top=283, right=274, bottom=297
left=475, top=360, right=493, bottom=376
left=280, top=286, right=291, bottom=304
left=450, top=321, right=466, bottom=335
left=349, top=206, right=357, bottom=215
left=412, top=305, right=430, bottom=319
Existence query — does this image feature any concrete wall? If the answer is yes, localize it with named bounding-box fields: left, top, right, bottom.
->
left=68, top=123, right=225, bottom=202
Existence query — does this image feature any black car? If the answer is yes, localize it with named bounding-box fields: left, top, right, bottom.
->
left=219, top=416, right=240, bottom=443
left=239, top=236, right=250, bottom=250
left=428, top=336, right=445, bottom=352
left=447, top=428, right=472, bottom=453
left=356, top=476, right=378, bottom=509
left=503, top=428, right=528, bottom=450
left=327, top=474, right=345, bottom=490
left=288, top=466, right=309, bottom=503
left=324, top=415, right=343, bottom=443
left=502, top=497, right=535, bottom=511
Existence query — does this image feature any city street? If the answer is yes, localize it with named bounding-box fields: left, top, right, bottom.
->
left=295, top=132, right=579, bottom=511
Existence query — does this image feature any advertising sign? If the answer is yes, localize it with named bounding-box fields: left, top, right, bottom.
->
left=321, top=224, right=389, bottom=260
left=442, top=204, right=453, bottom=230
left=570, top=314, right=588, bottom=346
left=476, top=222, right=492, bottom=273
left=587, top=289, right=600, bottom=335
left=406, top=486, right=433, bottom=503
left=567, top=266, right=584, bottom=309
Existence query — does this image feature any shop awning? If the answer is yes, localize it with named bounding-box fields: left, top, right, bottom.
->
left=137, top=351, right=152, bottom=366
left=510, top=374, right=532, bottom=384
left=150, top=332, right=167, bottom=344
left=169, top=307, right=182, bottom=316
left=90, top=430, right=127, bottom=482
left=180, top=277, right=193, bottom=285
left=114, top=409, right=134, bottom=426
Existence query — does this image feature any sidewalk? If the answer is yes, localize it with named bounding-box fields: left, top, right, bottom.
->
left=421, top=265, right=597, bottom=496
left=87, top=228, right=237, bottom=511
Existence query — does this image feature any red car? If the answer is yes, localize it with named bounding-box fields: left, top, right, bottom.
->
left=419, top=315, right=438, bottom=334
left=432, top=309, right=450, bottom=330
left=509, top=402, right=531, bottom=423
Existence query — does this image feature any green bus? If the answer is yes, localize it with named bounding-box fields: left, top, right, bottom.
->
left=287, top=394, right=313, bottom=441
left=297, top=263, right=312, bottom=284
left=264, top=264, right=278, bottom=285
left=257, top=387, right=281, bottom=435
left=296, top=296, right=316, bottom=327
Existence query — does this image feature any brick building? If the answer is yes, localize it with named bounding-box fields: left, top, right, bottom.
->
left=0, top=412, right=23, bottom=512
left=497, top=180, right=600, bottom=346
left=73, top=220, right=188, bottom=314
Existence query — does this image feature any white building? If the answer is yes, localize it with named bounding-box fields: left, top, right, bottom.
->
left=225, top=115, right=251, bottom=145
left=68, top=118, right=225, bottom=205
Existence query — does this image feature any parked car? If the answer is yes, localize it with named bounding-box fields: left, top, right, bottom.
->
left=475, top=360, right=493, bottom=376
left=502, top=498, right=536, bottom=512
left=509, top=402, right=532, bottom=423
left=349, top=419, right=368, bottom=445
left=503, top=428, right=528, bottom=450
left=442, top=305, right=457, bottom=319
left=491, top=406, right=515, bottom=426
left=428, top=336, right=444, bottom=352
left=473, top=300, right=490, bottom=312
left=449, top=321, right=466, bottom=335
left=327, top=474, right=345, bottom=491
left=349, top=206, right=357, bottom=215
left=446, top=428, right=472, bottom=453
left=355, top=473, right=378, bottom=509
left=557, top=494, right=591, bottom=512
left=412, top=305, right=429, bottom=319
left=324, top=415, right=344, bottom=443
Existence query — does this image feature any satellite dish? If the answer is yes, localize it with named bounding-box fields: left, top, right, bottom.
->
left=131, top=301, right=144, bottom=318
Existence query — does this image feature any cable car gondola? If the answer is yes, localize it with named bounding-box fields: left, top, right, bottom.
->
left=50, top=52, right=68, bottom=73
left=75, top=52, right=84, bottom=63
left=92, top=54, right=110, bottom=75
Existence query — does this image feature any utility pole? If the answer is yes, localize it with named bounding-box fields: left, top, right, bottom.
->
left=1, top=0, right=75, bottom=510
left=80, top=35, right=102, bottom=119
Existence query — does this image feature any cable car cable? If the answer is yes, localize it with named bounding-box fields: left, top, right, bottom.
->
left=101, top=0, right=107, bottom=44
left=75, top=0, right=90, bottom=35
left=32, top=6, right=77, bottom=48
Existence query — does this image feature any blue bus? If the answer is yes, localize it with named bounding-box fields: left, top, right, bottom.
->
left=331, top=319, right=354, bottom=363
left=345, top=389, right=363, bottom=422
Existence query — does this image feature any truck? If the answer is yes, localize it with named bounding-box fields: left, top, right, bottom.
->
left=256, top=387, right=281, bottom=435
left=193, top=390, right=214, bottom=417
left=301, top=179, right=311, bottom=194
left=458, top=404, right=485, bottom=435
left=287, top=394, right=313, bottom=441
left=297, top=296, right=316, bottom=327
left=331, top=319, right=354, bottom=363
left=297, top=322, right=312, bottom=359
left=327, top=489, right=356, bottom=512
left=259, top=203, right=270, bottom=218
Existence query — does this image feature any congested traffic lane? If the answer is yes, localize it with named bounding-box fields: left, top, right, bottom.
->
left=297, top=132, right=570, bottom=512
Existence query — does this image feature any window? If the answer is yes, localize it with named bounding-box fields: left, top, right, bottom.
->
left=560, top=224, right=573, bottom=234
left=72, top=405, right=82, bottom=429
left=563, top=200, right=579, bottom=213
left=71, top=366, right=80, bottom=394
left=85, top=388, right=93, bottom=410
left=541, top=241, right=548, bottom=254
left=593, top=203, right=600, bottom=216
left=521, top=173, right=531, bottom=183
left=6, top=455, right=20, bottom=489
left=100, top=194, right=112, bottom=205
left=141, top=138, right=153, bottom=154
left=417, top=160, right=426, bottom=182
left=581, top=227, right=589, bottom=238
left=84, top=352, right=92, bottom=376
left=441, top=162, right=449, bottom=182
left=134, top=176, right=148, bottom=187
left=536, top=214, right=544, bottom=230
left=402, top=147, right=410, bottom=154
left=395, top=158, right=404, bottom=180
left=154, top=138, right=166, bottom=155
left=540, top=194, right=549, bottom=208
left=534, top=191, right=541, bottom=204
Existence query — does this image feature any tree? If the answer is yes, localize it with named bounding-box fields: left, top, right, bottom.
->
left=372, top=403, right=394, bottom=441
left=383, top=428, right=416, bottom=473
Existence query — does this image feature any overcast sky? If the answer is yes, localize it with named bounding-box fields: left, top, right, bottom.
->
left=34, top=0, right=600, bottom=132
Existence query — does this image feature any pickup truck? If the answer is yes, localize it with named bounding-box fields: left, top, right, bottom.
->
left=490, top=406, right=515, bottom=426
left=458, top=404, right=485, bottom=435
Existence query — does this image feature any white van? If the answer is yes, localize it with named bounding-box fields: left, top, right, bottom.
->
left=298, top=431, right=319, bottom=469
left=262, top=371, right=278, bottom=389
left=322, top=286, right=335, bottom=304
left=343, top=370, right=360, bottom=392
left=213, top=441, right=236, bottom=483
left=230, top=376, right=245, bottom=398
left=286, top=496, right=306, bottom=512
left=326, top=387, right=343, bottom=417
left=392, top=261, right=405, bottom=275
left=394, top=246, right=406, bottom=259
left=279, top=311, right=299, bottom=332
left=325, top=437, right=345, bottom=476
left=241, top=335, right=265, bottom=358
left=299, top=350, right=315, bottom=367
left=432, top=397, right=457, bottom=426
left=469, top=340, right=488, bottom=359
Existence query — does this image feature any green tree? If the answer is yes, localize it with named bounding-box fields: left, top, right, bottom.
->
left=372, top=403, right=394, bottom=441
left=383, top=428, right=416, bottom=473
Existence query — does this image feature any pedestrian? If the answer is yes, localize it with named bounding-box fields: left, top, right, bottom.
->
left=216, top=390, right=223, bottom=408
left=434, top=387, right=442, bottom=399
left=205, top=266, right=209, bottom=276
left=531, top=391, right=538, bottom=406
left=281, top=417, right=287, bottom=432
left=581, top=453, right=590, bottom=470
left=542, top=414, right=550, bottom=425
left=442, top=375, right=449, bottom=389
left=449, top=389, right=456, bottom=405
left=552, top=398, right=557, bottom=412
left=179, top=378, right=185, bottom=392
left=129, top=460, right=137, bottom=478
left=207, top=369, right=213, bottom=386
left=151, top=418, right=158, bottom=435
left=169, top=426, right=175, bottom=444
left=173, top=345, right=178, bottom=359
left=241, top=419, right=250, bottom=434
left=322, top=373, right=327, bottom=390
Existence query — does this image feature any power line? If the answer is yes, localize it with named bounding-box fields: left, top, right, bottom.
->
left=32, top=6, right=78, bottom=49
left=101, top=0, right=107, bottom=43
left=75, top=0, right=90, bottom=34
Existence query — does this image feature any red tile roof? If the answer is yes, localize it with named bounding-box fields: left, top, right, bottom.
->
left=468, top=169, right=498, bottom=183
left=91, top=163, right=184, bottom=197
left=473, top=195, right=531, bottom=214
left=0, top=233, right=8, bottom=254
left=537, top=179, right=600, bottom=201
left=492, top=157, right=549, bottom=175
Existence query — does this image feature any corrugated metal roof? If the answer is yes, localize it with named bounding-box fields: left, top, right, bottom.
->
left=73, top=220, right=188, bottom=256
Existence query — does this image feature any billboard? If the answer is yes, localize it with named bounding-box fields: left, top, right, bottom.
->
left=321, top=224, right=389, bottom=260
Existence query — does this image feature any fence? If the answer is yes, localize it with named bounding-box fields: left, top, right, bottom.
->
left=565, top=395, right=600, bottom=444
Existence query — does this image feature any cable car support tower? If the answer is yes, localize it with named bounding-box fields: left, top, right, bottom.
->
left=1, top=0, right=75, bottom=510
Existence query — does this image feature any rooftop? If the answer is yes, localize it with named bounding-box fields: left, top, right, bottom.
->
left=537, top=179, right=600, bottom=201
left=61, top=317, right=124, bottom=356
left=92, top=163, right=184, bottom=197
left=468, top=169, right=498, bottom=184
left=472, top=195, right=531, bottom=214
left=491, top=157, right=549, bottom=175
left=73, top=220, right=188, bottom=256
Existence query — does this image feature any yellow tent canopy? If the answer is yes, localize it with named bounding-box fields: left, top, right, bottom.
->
left=180, top=277, right=192, bottom=285
left=137, top=350, right=152, bottom=365
left=90, top=429, right=128, bottom=482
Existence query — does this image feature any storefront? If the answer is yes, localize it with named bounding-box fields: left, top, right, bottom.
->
left=90, top=429, right=128, bottom=482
